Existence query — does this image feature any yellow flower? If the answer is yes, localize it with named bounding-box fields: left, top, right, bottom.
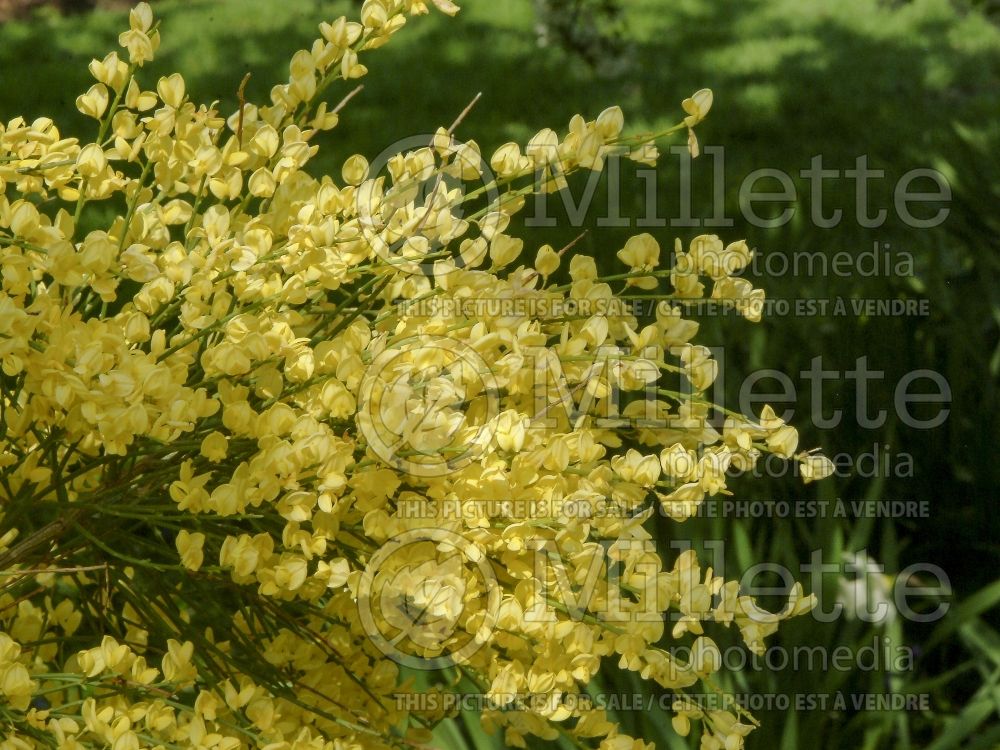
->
left=76, top=83, right=110, bottom=119
left=681, top=88, right=714, bottom=127
left=660, top=443, right=697, bottom=480
left=490, top=142, right=531, bottom=178
left=494, top=410, right=529, bottom=453
left=175, top=530, right=206, bottom=571
left=534, top=244, right=560, bottom=278
left=617, top=233, right=661, bottom=289
left=611, top=448, right=661, bottom=487
left=489, top=233, right=523, bottom=268
left=799, top=453, right=836, bottom=483
left=342, top=154, right=369, bottom=185
left=678, top=344, right=718, bottom=391
left=200, top=431, right=229, bottom=462
left=156, top=73, right=186, bottom=108
left=89, top=52, right=129, bottom=90
left=596, top=105, right=625, bottom=140
left=0, top=3, right=833, bottom=746
left=161, top=639, right=197, bottom=685
left=617, top=232, right=660, bottom=268
left=766, top=424, right=799, bottom=458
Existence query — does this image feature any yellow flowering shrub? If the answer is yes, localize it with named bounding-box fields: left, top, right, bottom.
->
left=0, top=2, right=835, bottom=749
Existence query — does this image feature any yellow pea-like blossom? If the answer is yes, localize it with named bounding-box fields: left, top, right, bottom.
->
left=0, top=3, right=833, bottom=749
left=176, top=529, right=207, bottom=570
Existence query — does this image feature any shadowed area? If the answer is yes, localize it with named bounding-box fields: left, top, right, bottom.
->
left=1, top=0, right=998, bottom=747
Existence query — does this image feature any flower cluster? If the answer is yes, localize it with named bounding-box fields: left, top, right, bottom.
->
left=0, top=3, right=833, bottom=749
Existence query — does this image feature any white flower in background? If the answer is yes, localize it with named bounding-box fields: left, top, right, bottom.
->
left=838, top=551, right=896, bottom=626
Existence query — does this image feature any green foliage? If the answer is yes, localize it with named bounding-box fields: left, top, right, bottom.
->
left=1, top=0, right=996, bottom=747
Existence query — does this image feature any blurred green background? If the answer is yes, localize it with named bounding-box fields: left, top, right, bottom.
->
left=1, top=0, right=998, bottom=747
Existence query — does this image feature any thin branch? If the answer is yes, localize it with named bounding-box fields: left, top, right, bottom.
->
left=408, top=92, right=486, bottom=246
left=236, top=72, right=252, bottom=146
left=331, top=84, right=365, bottom=116
left=445, top=90, right=482, bottom=135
